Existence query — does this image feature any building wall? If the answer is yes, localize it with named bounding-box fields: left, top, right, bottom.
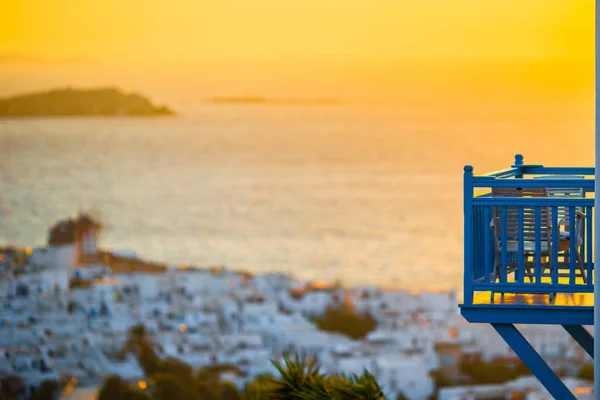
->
left=49, top=245, right=77, bottom=271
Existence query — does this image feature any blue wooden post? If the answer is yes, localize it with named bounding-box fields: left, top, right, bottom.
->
left=595, top=0, right=600, bottom=395
left=464, top=165, right=474, bottom=304
left=514, top=154, right=524, bottom=179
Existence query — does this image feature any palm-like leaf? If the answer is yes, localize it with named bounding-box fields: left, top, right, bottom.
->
left=268, top=354, right=386, bottom=400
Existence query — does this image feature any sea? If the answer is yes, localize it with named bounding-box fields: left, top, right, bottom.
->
left=0, top=101, right=593, bottom=291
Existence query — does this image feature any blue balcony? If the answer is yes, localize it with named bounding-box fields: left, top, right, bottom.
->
left=460, top=154, right=595, bottom=326
left=459, top=155, right=596, bottom=399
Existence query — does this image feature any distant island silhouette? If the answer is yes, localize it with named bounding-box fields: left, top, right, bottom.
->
left=206, top=96, right=341, bottom=105
left=0, top=87, right=174, bottom=117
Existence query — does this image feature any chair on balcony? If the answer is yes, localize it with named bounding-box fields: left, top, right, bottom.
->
left=490, top=186, right=587, bottom=302
left=490, top=187, right=551, bottom=288
left=534, top=175, right=587, bottom=284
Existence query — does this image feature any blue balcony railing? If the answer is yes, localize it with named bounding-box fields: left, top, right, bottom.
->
left=463, top=154, right=595, bottom=305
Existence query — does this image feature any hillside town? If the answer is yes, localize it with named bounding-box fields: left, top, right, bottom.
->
left=0, top=214, right=594, bottom=399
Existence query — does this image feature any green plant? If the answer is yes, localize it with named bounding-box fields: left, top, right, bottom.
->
left=30, top=380, right=59, bottom=400
left=98, top=375, right=152, bottom=400
left=243, top=375, right=278, bottom=400
left=313, top=304, right=377, bottom=340
left=0, top=376, right=25, bottom=400
left=267, top=353, right=385, bottom=400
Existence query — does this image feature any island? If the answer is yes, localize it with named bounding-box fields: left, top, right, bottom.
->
left=0, top=87, right=175, bottom=117
left=206, top=96, right=341, bottom=105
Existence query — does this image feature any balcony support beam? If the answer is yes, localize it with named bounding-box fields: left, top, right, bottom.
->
left=562, top=324, right=594, bottom=359
left=492, top=323, right=576, bottom=400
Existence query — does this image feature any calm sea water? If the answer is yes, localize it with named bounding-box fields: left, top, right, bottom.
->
left=0, top=102, right=592, bottom=290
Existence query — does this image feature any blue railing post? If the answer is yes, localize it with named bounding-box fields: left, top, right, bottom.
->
left=514, top=154, right=524, bottom=178
left=464, top=165, right=474, bottom=304
left=595, top=0, right=600, bottom=394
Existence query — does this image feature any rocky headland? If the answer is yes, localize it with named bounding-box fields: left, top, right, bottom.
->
left=0, top=87, right=174, bottom=117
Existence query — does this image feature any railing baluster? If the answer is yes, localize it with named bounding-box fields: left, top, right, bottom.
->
left=473, top=206, right=482, bottom=282
left=484, top=206, right=491, bottom=283
left=518, top=207, right=524, bottom=284
left=581, top=208, right=586, bottom=280
left=569, top=206, right=576, bottom=285
left=552, top=206, right=559, bottom=285
left=472, top=207, right=478, bottom=281
left=501, top=207, right=507, bottom=283
left=535, top=207, right=541, bottom=284
left=586, top=206, right=593, bottom=287
left=478, top=206, right=484, bottom=281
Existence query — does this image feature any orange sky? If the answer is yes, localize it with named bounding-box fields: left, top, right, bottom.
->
left=0, top=0, right=594, bottom=103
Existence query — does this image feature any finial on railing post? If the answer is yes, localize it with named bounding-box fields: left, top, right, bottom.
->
left=464, top=165, right=473, bottom=175
left=514, top=154, right=524, bottom=166
left=513, top=154, right=524, bottom=178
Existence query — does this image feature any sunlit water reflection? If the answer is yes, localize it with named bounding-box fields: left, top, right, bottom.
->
left=0, top=103, right=592, bottom=290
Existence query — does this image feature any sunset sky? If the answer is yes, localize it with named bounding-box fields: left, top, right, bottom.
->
left=0, top=0, right=594, bottom=103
